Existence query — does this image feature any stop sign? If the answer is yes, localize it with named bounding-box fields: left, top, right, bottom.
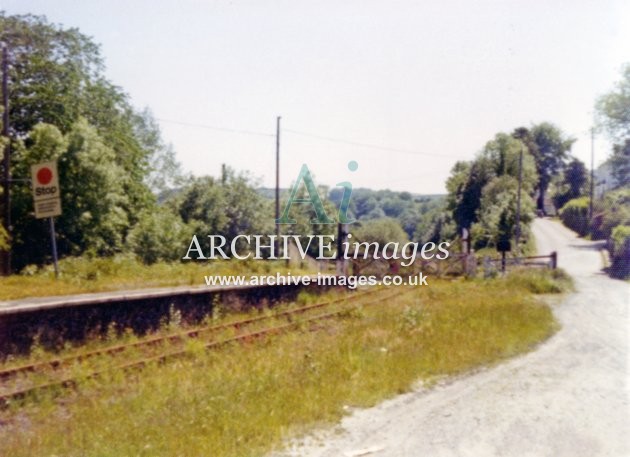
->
left=37, top=167, right=53, bottom=185
left=31, top=161, right=62, bottom=219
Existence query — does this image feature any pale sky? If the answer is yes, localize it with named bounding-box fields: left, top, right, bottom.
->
left=3, top=0, right=630, bottom=194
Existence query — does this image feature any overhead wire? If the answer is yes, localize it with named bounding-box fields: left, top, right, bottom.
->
left=283, top=128, right=468, bottom=159
left=154, top=117, right=469, bottom=160
left=156, top=118, right=275, bottom=138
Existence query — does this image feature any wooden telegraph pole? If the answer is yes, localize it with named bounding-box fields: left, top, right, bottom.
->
left=1, top=42, right=10, bottom=276
left=515, top=143, right=523, bottom=255
left=275, top=116, right=281, bottom=257
left=589, top=128, right=594, bottom=221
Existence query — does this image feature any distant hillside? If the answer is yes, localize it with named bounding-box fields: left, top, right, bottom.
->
left=257, top=186, right=447, bottom=241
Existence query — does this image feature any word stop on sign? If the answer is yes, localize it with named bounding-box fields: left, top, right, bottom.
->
left=31, top=161, right=62, bottom=219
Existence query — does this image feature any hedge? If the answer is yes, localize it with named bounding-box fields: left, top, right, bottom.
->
left=559, top=197, right=590, bottom=236
left=609, top=225, right=630, bottom=279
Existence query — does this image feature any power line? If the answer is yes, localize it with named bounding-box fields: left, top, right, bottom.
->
left=156, top=118, right=274, bottom=138
left=155, top=117, right=469, bottom=160
left=284, top=128, right=468, bottom=159
left=374, top=172, right=446, bottom=187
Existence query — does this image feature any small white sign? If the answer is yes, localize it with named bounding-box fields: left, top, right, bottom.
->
left=31, top=161, right=62, bottom=219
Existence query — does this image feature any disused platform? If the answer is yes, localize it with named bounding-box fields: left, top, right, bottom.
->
left=0, top=278, right=333, bottom=356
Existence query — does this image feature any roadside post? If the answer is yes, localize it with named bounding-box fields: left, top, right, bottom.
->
left=336, top=223, right=349, bottom=276
left=31, top=161, right=62, bottom=278
left=496, top=212, right=511, bottom=274
left=497, top=239, right=511, bottom=274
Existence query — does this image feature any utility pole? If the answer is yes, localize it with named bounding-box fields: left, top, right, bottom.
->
left=589, top=128, right=594, bottom=221
left=1, top=43, right=10, bottom=276
left=275, top=116, right=281, bottom=257
left=515, top=143, right=523, bottom=255
left=336, top=223, right=348, bottom=276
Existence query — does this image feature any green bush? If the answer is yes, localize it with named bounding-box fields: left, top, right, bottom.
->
left=126, top=207, right=192, bottom=264
left=505, top=268, right=573, bottom=294
left=0, top=223, right=8, bottom=251
left=591, top=189, right=630, bottom=240
left=609, top=225, right=630, bottom=279
left=559, top=197, right=590, bottom=236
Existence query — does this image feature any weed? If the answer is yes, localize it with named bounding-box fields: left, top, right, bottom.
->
left=505, top=268, right=573, bottom=294
left=0, top=256, right=312, bottom=301
left=0, top=273, right=565, bottom=457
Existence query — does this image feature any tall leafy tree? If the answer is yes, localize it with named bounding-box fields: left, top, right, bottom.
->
left=446, top=132, right=536, bottom=233
left=0, top=13, right=101, bottom=136
left=607, top=140, right=630, bottom=188
left=0, top=13, right=180, bottom=268
left=564, top=158, right=588, bottom=197
left=552, top=158, right=588, bottom=210
left=517, top=123, right=574, bottom=213
left=11, top=120, right=130, bottom=268
left=175, top=169, right=273, bottom=257
left=596, top=64, right=630, bottom=189
left=473, top=175, right=535, bottom=248
left=0, top=14, right=158, bottom=203
left=597, top=64, right=630, bottom=142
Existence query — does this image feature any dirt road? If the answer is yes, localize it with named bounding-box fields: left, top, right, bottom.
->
left=278, top=218, right=629, bottom=457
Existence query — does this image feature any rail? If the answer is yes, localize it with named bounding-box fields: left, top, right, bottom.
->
left=0, top=287, right=405, bottom=406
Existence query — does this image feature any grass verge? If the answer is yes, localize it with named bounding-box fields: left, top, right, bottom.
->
left=0, top=256, right=312, bottom=301
left=0, top=271, right=569, bottom=457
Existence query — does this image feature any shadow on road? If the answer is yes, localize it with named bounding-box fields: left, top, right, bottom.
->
left=568, top=240, right=606, bottom=251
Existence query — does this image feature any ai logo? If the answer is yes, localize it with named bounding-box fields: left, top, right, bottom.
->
left=276, top=161, right=358, bottom=225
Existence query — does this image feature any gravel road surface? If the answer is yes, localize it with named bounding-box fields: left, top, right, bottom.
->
left=276, top=218, right=629, bottom=457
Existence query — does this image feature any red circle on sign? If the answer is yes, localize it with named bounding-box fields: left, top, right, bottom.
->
left=37, top=167, right=53, bottom=185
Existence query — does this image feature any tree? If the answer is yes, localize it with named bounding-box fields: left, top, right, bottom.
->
left=11, top=120, right=130, bottom=268
left=133, top=108, right=186, bottom=194
left=281, top=183, right=337, bottom=258
left=564, top=158, right=588, bottom=197
left=607, top=140, right=630, bottom=188
left=0, top=13, right=101, bottom=136
left=127, top=207, right=191, bottom=264
left=446, top=133, right=536, bottom=233
left=521, top=123, right=574, bottom=213
left=175, top=170, right=273, bottom=257
left=353, top=217, right=409, bottom=246
left=0, top=13, right=181, bottom=269
left=552, top=158, right=589, bottom=210
left=482, top=133, right=538, bottom=193
left=446, top=160, right=490, bottom=231
left=414, top=210, right=455, bottom=245
left=472, top=175, right=535, bottom=248
left=596, top=64, right=630, bottom=142
left=596, top=64, right=630, bottom=189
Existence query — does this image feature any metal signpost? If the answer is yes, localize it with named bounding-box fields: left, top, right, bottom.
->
left=31, top=161, right=62, bottom=277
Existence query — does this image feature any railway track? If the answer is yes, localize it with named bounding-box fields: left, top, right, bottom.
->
left=0, top=286, right=405, bottom=406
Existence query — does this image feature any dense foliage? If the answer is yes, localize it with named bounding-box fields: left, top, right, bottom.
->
left=328, top=188, right=448, bottom=242
left=445, top=131, right=539, bottom=250
left=1, top=13, right=624, bottom=277
left=0, top=13, right=180, bottom=269
left=551, top=158, right=589, bottom=211
left=548, top=64, right=630, bottom=279
left=559, top=197, right=590, bottom=237
left=609, top=225, right=630, bottom=278
left=594, top=64, right=630, bottom=278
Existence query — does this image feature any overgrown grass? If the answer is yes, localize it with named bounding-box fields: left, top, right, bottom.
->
left=0, top=272, right=568, bottom=457
left=472, top=229, right=538, bottom=259
left=504, top=267, right=573, bottom=294
left=0, top=255, right=313, bottom=301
